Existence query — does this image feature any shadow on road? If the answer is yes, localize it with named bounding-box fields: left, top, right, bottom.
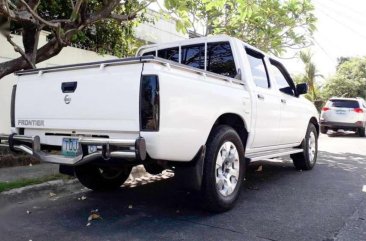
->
left=326, top=131, right=364, bottom=139
left=2, top=149, right=366, bottom=241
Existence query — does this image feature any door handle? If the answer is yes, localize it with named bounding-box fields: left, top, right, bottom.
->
left=257, top=94, right=265, bottom=100
left=61, top=82, right=78, bottom=93
left=281, top=99, right=287, bottom=104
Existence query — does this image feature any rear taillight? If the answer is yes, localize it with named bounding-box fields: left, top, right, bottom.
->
left=140, top=75, right=159, bottom=131
left=10, top=85, right=17, bottom=127
left=354, top=108, right=364, bottom=113
left=322, top=107, right=330, bottom=112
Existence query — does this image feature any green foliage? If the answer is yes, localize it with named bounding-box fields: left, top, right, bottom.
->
left=165, top=0, right=317, bottom=55
left=35, top=0, right=151, bottom=57
left=297, top=50, right=323, bottom=102
left=323, top=57, right=366, bottom=99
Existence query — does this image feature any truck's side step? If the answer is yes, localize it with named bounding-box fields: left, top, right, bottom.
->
left=245, top=148, right=303, bottom=162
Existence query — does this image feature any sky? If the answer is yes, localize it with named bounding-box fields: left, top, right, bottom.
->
left=150, top=0, right=366, bottom=78
left=284, top=0, right=366, bottom=78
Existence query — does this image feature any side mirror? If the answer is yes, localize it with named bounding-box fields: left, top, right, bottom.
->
left=296, top=83, right=308, bottom=95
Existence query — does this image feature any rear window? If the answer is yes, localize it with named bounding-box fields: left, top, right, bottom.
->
left=142, top=51, right=156, bottom=56
left=207, top=42, right=237, bottom=78
left=181, top=44, right=205, bottom=70
left=158, top=47, right=179, bottom=62
left=329, top=100, right=359, bottom=108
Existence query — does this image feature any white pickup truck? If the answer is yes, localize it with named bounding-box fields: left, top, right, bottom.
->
left=0, top=35, right=319, bottom=211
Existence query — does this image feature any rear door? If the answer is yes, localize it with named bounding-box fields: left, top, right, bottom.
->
left=246, top=48, right=282, bottom=148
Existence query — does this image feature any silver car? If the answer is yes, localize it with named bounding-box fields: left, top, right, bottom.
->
left=320, top=97, right=366, bottom=137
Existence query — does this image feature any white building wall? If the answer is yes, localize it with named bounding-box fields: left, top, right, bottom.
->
left=134, top=10, right=188, bottom=43
left=0, top=31, right=116, bottom=134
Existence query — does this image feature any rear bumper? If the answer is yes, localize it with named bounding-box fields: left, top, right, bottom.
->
left=320, top=121, right=365, bottom=129
left=0, top=134, right=146, bottom=166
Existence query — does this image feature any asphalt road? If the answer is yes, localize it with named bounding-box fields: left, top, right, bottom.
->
left=1, top=132, right=366, bottom=241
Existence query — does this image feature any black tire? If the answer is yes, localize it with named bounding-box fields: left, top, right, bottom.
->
left=75, top=163, right=132, bottom=191
left=291, top=123, right=318, bottom=170
left=201, top=125, right=245, bottom=212
left=358, top=127, right=366, bottom=137
left=320, top=126, right=328, bottom=134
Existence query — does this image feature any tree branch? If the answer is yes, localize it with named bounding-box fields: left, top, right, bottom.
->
left=19, top=0, right=60, bottom=28
left=1, top=31, right=36, bottom=68
left=70, top=0, right=84, bottom=21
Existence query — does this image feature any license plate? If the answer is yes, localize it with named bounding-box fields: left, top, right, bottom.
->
left=336, top=110, right=346, bottom=115
left=62, top=138, right=79, bottom=157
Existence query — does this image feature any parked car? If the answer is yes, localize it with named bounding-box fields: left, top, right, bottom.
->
left=320, top=97, right=366, bottom=137
left=0, top=35, right=319, bottom=212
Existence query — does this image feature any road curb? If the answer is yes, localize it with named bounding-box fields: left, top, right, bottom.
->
left=0, top=178, right=84, bottom=206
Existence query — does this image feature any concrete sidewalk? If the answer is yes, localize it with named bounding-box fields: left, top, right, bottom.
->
left=0, top=163, right=59, bottom=182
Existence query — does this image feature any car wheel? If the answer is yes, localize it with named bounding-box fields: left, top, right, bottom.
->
left=358, top=127, right=366, bottom=137
left=201, top=125, right=245, bottom=212
left=320, top=126, right=328, bottom=134
left=75, top=162, right=132, bottom=191
left=290, top=123, right=318, bottom=170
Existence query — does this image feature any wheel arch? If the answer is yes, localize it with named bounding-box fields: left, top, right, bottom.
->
left=209, top=113, right=249, bottom=150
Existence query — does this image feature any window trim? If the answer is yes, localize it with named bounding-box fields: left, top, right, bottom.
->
left=269, top=58, right=297, bottom=97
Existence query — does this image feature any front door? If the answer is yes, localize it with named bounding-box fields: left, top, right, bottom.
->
left=269, top=60, right=307, bottom=144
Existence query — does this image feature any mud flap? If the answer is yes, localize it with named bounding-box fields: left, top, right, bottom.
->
left=174, top=145, right=206, bottom=191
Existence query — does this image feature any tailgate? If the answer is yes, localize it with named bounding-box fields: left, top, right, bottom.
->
left=15, top=63, right=143, bottom=132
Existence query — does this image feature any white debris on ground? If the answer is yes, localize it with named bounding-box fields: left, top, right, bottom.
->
left=122, top=165, right=174, bottom=188
left=78, top=196, right=87, bottom=201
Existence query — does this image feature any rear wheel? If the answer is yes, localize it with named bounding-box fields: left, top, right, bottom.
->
left=320, top=126, right=328, bottom=134
left=291, top=123, right=318, bottom=170
left=358, top=127, right=366, bottom=137
left=201, top=125, right=245, bottom=212
left=75, top=162, right=132, bottom=191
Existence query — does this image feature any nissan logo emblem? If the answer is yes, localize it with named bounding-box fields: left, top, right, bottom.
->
left=64, top=95, right=71, bottom=104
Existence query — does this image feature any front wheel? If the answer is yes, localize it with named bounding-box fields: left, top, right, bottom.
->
left=75, top=163, right=132, bottom=191
left=201, top=125, right=245, bottom=212
left=291, top=123, right=318, bottom=170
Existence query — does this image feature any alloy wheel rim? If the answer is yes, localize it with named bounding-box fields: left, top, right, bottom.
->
left=215, top=141, right=240, bottom=197
left=308, top=132, right=316, bottom=164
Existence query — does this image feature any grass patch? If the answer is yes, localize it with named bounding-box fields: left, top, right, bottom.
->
left=0, top=174, right=71, bottom=193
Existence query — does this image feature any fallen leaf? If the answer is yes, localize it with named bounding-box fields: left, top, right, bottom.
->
left=49, top=192, right=56, bottom=197
left=256, top=165, right=263, bottom=172
left=87, top=209, right=102, bottom=226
